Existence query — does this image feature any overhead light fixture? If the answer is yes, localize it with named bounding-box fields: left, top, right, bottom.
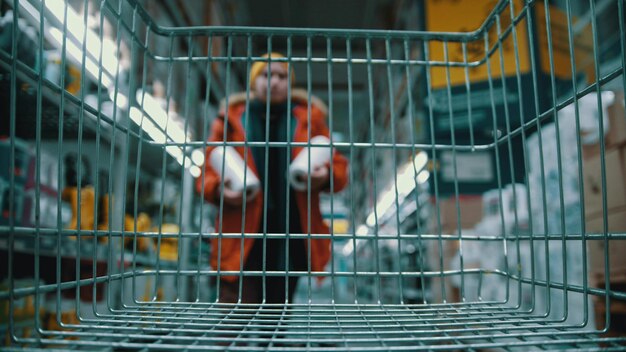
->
left=367, top=151, right=429, bottom=227
left=16, top=0, right=119, bottom=89
left=417, top=170, right=430, bottom=184
left=191, top=149, right=205, bottom=167
left=136, top=90, right=189, bottom=145
left=129, top=106, right=196, bottom=172
left=48, top=27, right=113, bottom=88
left=109, top=90, right=128, bottom=109
left=413, top=151, right=428, bottom=172
left=129, top=91, right=205, bottom=177
left=40, top=0, right=119, bottom=79
left=16, top=0, right=203, bottom=178
left=356, top=225, right=369, bottom=237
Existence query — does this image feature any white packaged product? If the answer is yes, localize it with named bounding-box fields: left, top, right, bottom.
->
left=289, top=135, right=332, bottom=191
left=209, top=146, right=260, bottom=198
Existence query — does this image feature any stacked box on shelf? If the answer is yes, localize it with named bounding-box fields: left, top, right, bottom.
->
left=428, top=195, right=483, bottom=303
left=447, top=184, right=532, bottom=306
left=0, top=137, right=31, bottom=226
left=0, top=178, right=24, bottom=227
left=525, top=93, right=600, bottom=326
left=581, top=91, right=626, bottom=337
left=0, top=137, right=31, bottom=186
left=423, top=0, right=594, bottom=197
left=581, top=91, right=626, bottom=288
left=591, top=280, right=626, bottom=337
left=1, top=279, right=45, bottom=346
left=21, top=148, right=61, bottom=228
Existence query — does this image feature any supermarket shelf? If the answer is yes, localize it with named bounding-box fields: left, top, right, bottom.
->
left=0, top=51, right=124, bottom=144
left=0, top=234, right=177, bottom=268
left=0, top=233, right=108, bottom=262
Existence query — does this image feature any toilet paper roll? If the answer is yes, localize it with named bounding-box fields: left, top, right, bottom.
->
left=209, top=146, right=260, bottom=197
left=289, top=135, right=331, bottom=191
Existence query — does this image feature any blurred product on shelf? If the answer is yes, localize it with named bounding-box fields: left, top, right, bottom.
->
left=208, top=145, right=260, bottom=198
left=64, top=63, right=81, bottom=95
left=21, top=148, right=62, bottom=228
left=42, top=298, right=79, bottom=342
left=1, top=279, right=44, bottom=345
left=0, top=178, right=24, bottom=227
left=154, top=223, right=179, bottom=261
left=62, top=154, right=95, bottom=234
left=0, top=137, right=32, bottom=187
left=481, top=183, right=529, bottom=235
left=97, top=193, right=110, bottom=231
left=124, top=212, right=154, bottom=253
left=433, top=195, right=483, bottom=235
left=0, top=138, right=34, bottom=227
left=96, top=171, right=111, bottom=244
left=0, top=11, right=39, bottom=70
left=43, top=50, right=62, bottom=85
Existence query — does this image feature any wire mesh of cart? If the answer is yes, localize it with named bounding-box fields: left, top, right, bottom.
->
left=1, top=0, right=626, bottom=350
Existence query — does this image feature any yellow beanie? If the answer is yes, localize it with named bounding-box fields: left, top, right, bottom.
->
left=249, top=52, right=295, bottom=89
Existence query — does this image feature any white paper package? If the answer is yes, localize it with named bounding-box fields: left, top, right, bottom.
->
left=209, top=146, right=260, bottom=197
left=289, top=135, right=331, bottom=191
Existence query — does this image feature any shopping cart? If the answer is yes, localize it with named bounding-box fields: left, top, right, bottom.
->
left=1, top=0, right=626, bottom=350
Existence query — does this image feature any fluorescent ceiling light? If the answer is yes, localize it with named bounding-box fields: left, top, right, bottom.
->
left=367, top=151, right=429, bottom=227
left=417, top=170, right=430, bottom=184
left=109, top=90, right=128, bottom=109
left=17, top=0, right=118, bottom=89
left=130, top=106, right=203, bottom=175
left=17, top=0, right=203, bottom=177
left=136, top=90, right=189, bottom=144
left=49, top=27, right=112, bottom=88
left=191, top=149, right=205, bottom=166
left=42, top=0, right=119, bottom=78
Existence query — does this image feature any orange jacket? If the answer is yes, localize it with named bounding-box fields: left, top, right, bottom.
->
left=196, top=90, right=349, bottom=281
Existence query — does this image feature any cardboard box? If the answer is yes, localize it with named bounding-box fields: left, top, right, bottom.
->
left=0, top=180, right=24, bottom=226
left=0, top=137, right=31, bottom=187
left=586, top=208, right=626, bottom=282
left=593, top=295, right=626, bottom=333
left=434, top=195, right=483, bottom=234
left=428, top=239, right=462, bottom=303
left=607, top=92, right=626, bottom=148
left=582, top=91, right=626, bottom=159
left=583, top=147, right=626, bottom=218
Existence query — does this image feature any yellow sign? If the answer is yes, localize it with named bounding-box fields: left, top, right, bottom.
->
left=426, top=0, right=531, bottom=89
left=426, top=0, right=594, bottom=89
left=534, top=3, right=594, bottom=82
left=324, top=218, right=350, bottom=234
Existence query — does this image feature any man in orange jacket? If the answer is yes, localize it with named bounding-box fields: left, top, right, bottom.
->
left=196, top=53, right=348, bottom=304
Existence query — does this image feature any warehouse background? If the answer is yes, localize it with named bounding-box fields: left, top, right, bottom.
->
left=1, top=0, right=625, bottom=348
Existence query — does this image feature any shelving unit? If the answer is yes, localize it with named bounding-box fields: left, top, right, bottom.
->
left=0, top=52, right=119, bottom=143
left=0, top=1, right=212, bottom=323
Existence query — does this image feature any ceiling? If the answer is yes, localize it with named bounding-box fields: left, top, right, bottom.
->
left=224, top=0, right=398, bottom=30
left=142, top=0, right=408, bottom=140
left=222, top=0, right=403, bottom=140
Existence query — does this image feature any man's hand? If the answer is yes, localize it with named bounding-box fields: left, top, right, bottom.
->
left=302, top=166, right=329, bottom=191
left=220, top=180, right=259, bottom=206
